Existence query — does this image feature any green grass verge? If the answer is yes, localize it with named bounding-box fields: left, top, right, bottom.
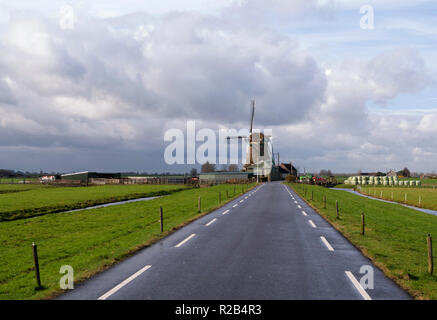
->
left=288, top=183, right=437, bottom=300
left=333, top=184, right=354, bottom=189
left=358, top=186, right=437, bottom=211
left=0, top=183, right=255, bottom=300
left=0, top=184, right=185, bottom=222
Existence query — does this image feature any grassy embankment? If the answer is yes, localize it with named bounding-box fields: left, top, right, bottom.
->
left=0, top=184, right=186, bottom=221
left=358, top=186, right=437, bottom=211
left=0, top=183, right=255, bottom=300
left=288, top=183, right=437, bottom=299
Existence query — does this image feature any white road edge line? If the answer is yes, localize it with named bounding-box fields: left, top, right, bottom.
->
left=206, top=218, right=217, bottom=226
left=302, top=211, right=308, bottom=216
left=232, top=204, right=238, bottom=208
left=175, top=234, right=196, bottom=248
left=345, top=271, right=372, bottom=300
left=98, top=265, right=151, bottom=300
left=297, top=205, right=302, bottom=209
left=239, top=200, right=244, bottom=203
left=222, top=210, right=230, bottom=215
left=308, top=220, right=316, bottom=228
left=320, top=236, right=334, bottom=251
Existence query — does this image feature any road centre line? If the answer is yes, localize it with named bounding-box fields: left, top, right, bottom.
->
left=308, top=220, right=316, bottom=228
left=302, top=211, right=308, bottom=216
left=175, top=234, right=196, bottom=248
left=97, top=265, right=152, bottom=300
left=320, top=236, right=334, bottom=251
left=222, top=210, right=230, bottom=215
left=232, top=204, right=238, bottom=208
left=345, top=271, right=372, bottom=300
left=205, top=218, right=217, bottom=227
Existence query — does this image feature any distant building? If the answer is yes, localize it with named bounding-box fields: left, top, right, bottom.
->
left=61, top=171, right=121, bottom=183
left=199, top=172, right=249, bottom=184
left=270, top=163, right=298, bottom=181
left=387, top=170, right=397, bottom=177
left=40, top=175, right=59, bottom=183
left=279, top=163, right=298, bottom=177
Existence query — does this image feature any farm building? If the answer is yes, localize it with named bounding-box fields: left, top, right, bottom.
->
left=199, top=172, right=250, bottom=184
left=61, top=171, right=121, bottom=183
left=387, top=170, right=397, bottom=177
left=279, top=163, right=297, bottom=179
left=269, top=163, right=298, bottom=181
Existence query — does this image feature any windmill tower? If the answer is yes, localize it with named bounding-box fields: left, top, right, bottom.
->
left=227, top=100, right=273, bottom=180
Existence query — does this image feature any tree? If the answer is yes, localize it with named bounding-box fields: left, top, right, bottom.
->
left=201, top=161, right=216, bottom=173
left=190, top=168, right=198, bottom=177
left=319, top=169, right=332, bottom=177
left=401, top=167, right=411, bottom=178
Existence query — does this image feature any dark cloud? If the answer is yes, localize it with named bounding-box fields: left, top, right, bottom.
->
left=0, top=7, right=435, bottom=173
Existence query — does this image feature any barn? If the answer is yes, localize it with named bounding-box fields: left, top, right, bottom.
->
left=61, top=171, right=121, bottom=183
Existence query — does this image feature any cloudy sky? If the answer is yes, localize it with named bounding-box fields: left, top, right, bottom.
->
left=0, top=0, right=436, bottom=174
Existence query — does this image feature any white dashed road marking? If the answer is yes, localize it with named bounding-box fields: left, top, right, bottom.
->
left=98, top=265, right=152, bottom=300
left=206, top=218, right=217, bottom=227
left=320, top=236, right=334, bottom=251
left=175, top=234, right=196, bottom=248
left=345, top=271, right=372, bottom=300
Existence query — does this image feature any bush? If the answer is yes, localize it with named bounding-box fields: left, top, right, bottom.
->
left=285, top=175, right=296, bottom=182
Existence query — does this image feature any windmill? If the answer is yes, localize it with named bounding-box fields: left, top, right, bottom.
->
left=226, top=100, right=273, bottom=179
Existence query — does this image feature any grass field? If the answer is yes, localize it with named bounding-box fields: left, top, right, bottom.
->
left=358, top=186, right=437, bottom=211
left=288, top=183, right=437, bottom=299
left=0, top=183, right=255, bottom=300
left=0, top=184, right=48, bottom=194
left=0, top=184, right=185, bottom=221
left=0, top=178, right=39, bottom=184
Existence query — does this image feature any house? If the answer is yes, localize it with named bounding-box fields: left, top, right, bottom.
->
left=387, top=170, right=397, bottom=177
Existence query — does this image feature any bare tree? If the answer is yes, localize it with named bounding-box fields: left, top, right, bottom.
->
left=201, top=161, right=216, bottom=173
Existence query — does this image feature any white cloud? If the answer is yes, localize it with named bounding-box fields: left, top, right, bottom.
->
left=0, top=4, right=435, bottom=173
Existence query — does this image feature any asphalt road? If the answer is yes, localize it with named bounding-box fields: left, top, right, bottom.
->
left=59, top=182, right=410, bottom=300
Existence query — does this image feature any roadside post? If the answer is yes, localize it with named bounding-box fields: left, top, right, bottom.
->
left=198, top=196, right=201, bottom=213
left=32, top=242, right=42, bottom=289
left=361, top=213, right=365, bottom=236
left=323, top=195, right=326, bottom=209
left=160, top=207, right=163, bottom=233
left=427, top=234, right=433, bottom=275
left=336, top=200, right=339, bottom=219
